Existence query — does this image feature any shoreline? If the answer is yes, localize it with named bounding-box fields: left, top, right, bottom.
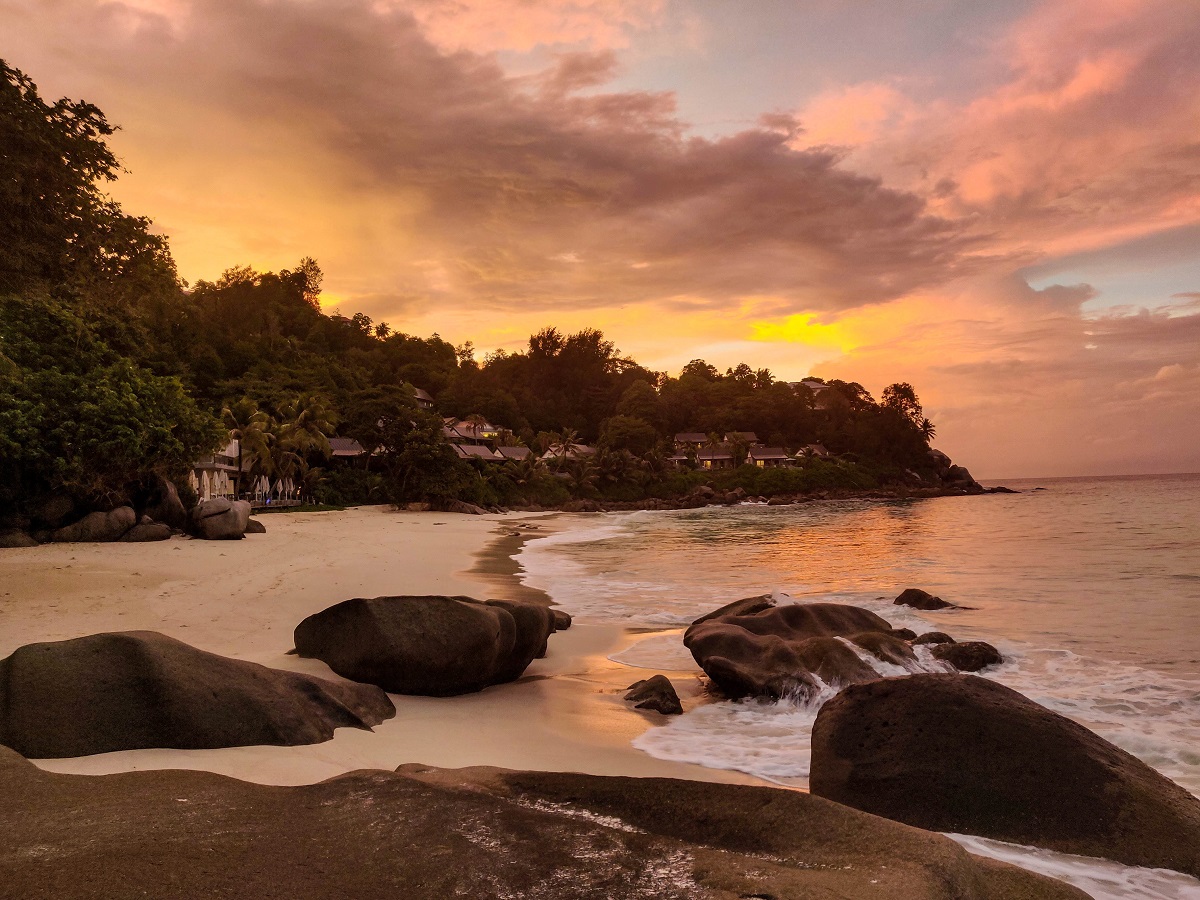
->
left=1, top=505, right=764, bottom=789
left=466, top=514, right=560, bottom=606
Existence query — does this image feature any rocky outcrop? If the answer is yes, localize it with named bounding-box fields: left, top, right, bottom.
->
left=294, top=595, right=556, bottom=696
left=480, top=598, right=556, bottom=676
left=550, top=608, right=572, bottom=631
left=0, top=751, right=1087, bottom=900
left=894, top=587, right=955, bottom=610
left=191, top=497, right=252, bottom=540
left=684, top=599, right=912, bottom=700
left=624, top=675, right=682, bottom=715
left=931, top=640, right=1002, bottom=671
left=0, top=631, right=395, bottom=758
left=913, top=631, right=955, bottom=645
left=560, top=498, right=603, bottom=512
left=810, top=673, right=1200, bottom=878
left=137, top=474, right=188, bottom=530
left=690, top=593, right=776, bottom=626
left=442, top=499, right=489, bottom=515
left=119, top=517, right=172, bottom=542
left=0, top=530, right=39, bottom=548
left=29, top=493, right=76, bottom=529
left=49, top=506, right=136, bottom=542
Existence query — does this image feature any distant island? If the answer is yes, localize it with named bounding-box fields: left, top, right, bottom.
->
left=0, top=59, right=982, bottom=541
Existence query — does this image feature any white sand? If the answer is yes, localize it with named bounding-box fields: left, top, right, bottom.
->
left=0, top=506, right=762, bottom=787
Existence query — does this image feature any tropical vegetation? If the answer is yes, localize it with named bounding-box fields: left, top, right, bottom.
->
left=0, top=59, right=946, bottom=518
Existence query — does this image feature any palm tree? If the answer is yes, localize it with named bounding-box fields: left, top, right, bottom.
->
left=549, top=428, right=582, bottom=472
left=503, top=455, right=541, bottom=488
left=727, top=433, right=751, bottom=466
left=278, top=394, right=336, bottom=460
left=222, top=397, right=271, bottom=499
left=565, top=456, right=598, bottom=497
left=463, top=413, right=491, bottom=444
left=919, top=418, right=937, bottom=441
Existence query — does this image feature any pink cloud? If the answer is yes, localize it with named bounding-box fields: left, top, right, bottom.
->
left=798, top=0, right=1200, bottom=263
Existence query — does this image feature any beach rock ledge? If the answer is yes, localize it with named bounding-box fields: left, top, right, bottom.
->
left=0, top=747, right=1089, bottom=899
left=809, top=672, right=1200, bottom=878
left=294, top=595, right=556, bottom=696
left=0, top=631, right=395, bottom=758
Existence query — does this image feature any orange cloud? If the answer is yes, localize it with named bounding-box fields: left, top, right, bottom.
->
left=397, top=0, right=666, bottom=52
left=6, top=0, right=1198, bottom=476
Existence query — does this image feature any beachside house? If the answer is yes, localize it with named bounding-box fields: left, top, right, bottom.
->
left=800, top=443, right=832, bottom=459
left=328, top=437, right=369, bottom=465
left=667, top=451, right=692, bottom=469
left=696, top=448, right=734, bottom=470
left=748, top=447, right=792, bottom=468
left=443, top=417, right=500, bottom=445
left=673, top=432, right=709, bottom=451
left=453, top=444, right=502, bottom=462
left=496, top=446, right=532, bottom=461
left=411, top=386, right=435, bottom=410
left=189, top=439, right=243, bottom=501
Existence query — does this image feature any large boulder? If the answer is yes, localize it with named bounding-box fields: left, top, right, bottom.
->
left=29, top=493, right=76, bottom=529
left=690, top=593, right=776, bottom=626
left=913, top=631, right=955, bottom=645
left=931, top=640, right=1002, bottom=671
left=624, top=675, right=682, bottom=715
left=0, top=530, right=39, bottom=548
left=191, top=497, right=251, bottom=540
left=810, top=673, right=1200, bottom=877
left=137, top=474, right=188, bottom=530
left=49, top=507, right=136, bottom=542
left=294, top=595, right=556, bottom=696
left=443, top=499, right=488, bottom=515
left=684, top=600, right=912, bottom=699
left=0, top=751, right=1087, bottom=900
left=894, top=587, right=956, bottom=610
left=245, top=517, right=267, bottom=534
left=479, top=597, right=556, bottom=675
left=119, top=518, right=172, bottom=542
left=0, top=631, right=394, bottom=758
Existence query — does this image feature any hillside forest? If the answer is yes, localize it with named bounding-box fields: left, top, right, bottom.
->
left=0, top=60, right=956, bottom=520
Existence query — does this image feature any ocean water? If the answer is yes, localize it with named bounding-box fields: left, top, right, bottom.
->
left=517, top=474, right=1200, bottom=899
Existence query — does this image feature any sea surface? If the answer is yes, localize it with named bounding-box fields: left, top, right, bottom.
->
left=517, top=473, right=1200, bottom=900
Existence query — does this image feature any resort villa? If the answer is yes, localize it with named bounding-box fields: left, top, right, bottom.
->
left=442, top=417, right=531, bottom=463
left=189, top=439, right=243, bottom=501
left=748, top=447, right=792, bottom=467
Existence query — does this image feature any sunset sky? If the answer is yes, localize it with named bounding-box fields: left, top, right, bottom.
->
left=6, top=0, right=1199, bottom=478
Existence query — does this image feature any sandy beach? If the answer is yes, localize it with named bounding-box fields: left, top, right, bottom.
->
left=0, top=506, right=760, bottom=788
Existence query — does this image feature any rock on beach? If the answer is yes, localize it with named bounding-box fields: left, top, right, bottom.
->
left=894, top=587, right=956, bottom=610
left=624, top=674, right=683, bottom=715
left=49, top=506, right=136, bottom=542
left=810, top=673, right=1200, bottom=878
left=931, top=640, right=1002, bottom=671
left=0, top=631, right=394, bottom=758
left=190, top=497, right=252, bottom=539
left=293, top=595, right=556, bottom=696
left=684, top=598, right=914, bottom=699
left=0, top=748, right=1089, bottom=899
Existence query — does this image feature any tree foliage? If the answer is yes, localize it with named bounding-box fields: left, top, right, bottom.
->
left=1, top=58, right=945, bottom=516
